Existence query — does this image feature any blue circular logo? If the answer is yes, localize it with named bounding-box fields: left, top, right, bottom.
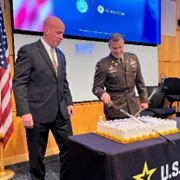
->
left=76, top=0, right=88, bottom=13
left=97, top=5, right=104, bottom=14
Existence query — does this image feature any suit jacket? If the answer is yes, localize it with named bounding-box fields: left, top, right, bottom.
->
left=13, top=39, right=73, bottom=123
left=92, top=53, right=148, bottom=119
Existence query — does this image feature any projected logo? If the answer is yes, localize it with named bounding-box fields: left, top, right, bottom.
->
left=97, top=5, right=104, bottom=14
left=76, top=0, right=88, bottom=13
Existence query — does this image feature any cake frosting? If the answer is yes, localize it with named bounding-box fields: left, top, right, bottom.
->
left=96, top=116, right=179, bottom=144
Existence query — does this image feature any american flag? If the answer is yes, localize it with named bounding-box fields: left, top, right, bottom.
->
left=0, top=7, right=13, bottom=152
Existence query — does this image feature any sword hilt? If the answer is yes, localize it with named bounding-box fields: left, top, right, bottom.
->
left=107, top=101, right=142, bottom=124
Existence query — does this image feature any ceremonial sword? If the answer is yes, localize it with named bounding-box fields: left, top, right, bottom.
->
left=107, top=101, right=177, bottom=145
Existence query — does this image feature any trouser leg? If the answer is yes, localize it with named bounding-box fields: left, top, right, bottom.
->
left=51, top=113, right=73, bottom=180
left=26, top=123, right=49, bottom=180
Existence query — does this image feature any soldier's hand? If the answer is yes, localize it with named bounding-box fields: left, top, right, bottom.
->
left=140, top=103, right=148, bottom=110
left=101, top=92, right=111, bottom=105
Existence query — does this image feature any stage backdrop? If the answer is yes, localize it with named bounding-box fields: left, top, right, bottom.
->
left=13, top=33, right=158, bottom=102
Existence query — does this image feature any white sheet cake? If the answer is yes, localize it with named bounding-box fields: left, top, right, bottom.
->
left=96, top=116, right=179, bottom=144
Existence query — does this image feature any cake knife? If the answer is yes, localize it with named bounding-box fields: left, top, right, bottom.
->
left=134, top=88, right=157, bottom=118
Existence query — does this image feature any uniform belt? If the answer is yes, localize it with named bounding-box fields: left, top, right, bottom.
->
left=106, top=88, right=133, bottom=94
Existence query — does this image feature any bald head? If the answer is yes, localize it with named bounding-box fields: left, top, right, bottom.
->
left=42, top=16, right=65, bottom=48
left=43, top=16, right=64, bottom=32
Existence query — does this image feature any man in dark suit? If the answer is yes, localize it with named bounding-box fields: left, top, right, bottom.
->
left=13, top=16, right=74, bottom=180
left=92, top=33, right=148, bottom=120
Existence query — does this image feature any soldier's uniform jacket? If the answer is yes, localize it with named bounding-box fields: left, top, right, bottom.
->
left=92, top=53, right=148, bottom=119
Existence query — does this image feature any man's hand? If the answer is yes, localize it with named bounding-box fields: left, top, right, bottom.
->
left=67, top=105, right=75, bottom=117
left=21, top=113, right=34, bottom=129
left=140, top=103, right=148, bottom=110
left=101, top=92, right=111, bottom=105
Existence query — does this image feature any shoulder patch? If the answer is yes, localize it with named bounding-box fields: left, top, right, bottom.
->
left=95, top=64, right=99, bottom=71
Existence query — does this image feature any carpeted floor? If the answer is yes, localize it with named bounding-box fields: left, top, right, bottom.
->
left=5, top=155, right=60, bottom=180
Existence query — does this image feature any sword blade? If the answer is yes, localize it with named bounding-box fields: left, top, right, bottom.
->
left=153, top=129, right=177, bottom=146
left=108, top=101, right=142, bottom=124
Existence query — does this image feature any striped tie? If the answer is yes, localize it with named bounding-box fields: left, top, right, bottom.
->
left=50, top=48, right=58, bottom=76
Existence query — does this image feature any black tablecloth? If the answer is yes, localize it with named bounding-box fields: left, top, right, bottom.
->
left=68, top=118, right=180, bottom=180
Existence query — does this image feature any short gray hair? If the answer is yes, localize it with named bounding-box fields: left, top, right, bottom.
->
left=108, top=33, right=124, bottom=43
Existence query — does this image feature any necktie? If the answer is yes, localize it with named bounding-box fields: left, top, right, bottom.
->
left=119, top=57, right=125, bottom=68
left=50, top=48, right=58, bottom=76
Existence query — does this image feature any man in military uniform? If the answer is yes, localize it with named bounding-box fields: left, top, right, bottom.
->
left=92, top=33, right=148, bottom=120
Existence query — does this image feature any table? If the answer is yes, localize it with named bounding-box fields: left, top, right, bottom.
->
left=68, top=118, right=180, bottom=180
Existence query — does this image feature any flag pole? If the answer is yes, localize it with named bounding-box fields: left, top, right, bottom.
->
left=0, top=142, right=15, bottom=179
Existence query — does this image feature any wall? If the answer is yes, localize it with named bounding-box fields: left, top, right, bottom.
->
left=2, top=0, right=180, bottom=166
left=158, top=0, right=180, bottom=80
left=158, top=0, right=180, bottom=115
left=13, top=34, right=158, bottom=102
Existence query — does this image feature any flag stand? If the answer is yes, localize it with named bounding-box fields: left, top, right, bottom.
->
left=0, top=143, right=15, bottom=179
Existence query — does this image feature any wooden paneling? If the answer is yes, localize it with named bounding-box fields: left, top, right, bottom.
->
left=71, top=102, right=105, bottom=135
left=158, top=34, right=180, bottom=62
left=176, top=0, right=180, bottom=30
left=158, top=61, right=180, bottom=81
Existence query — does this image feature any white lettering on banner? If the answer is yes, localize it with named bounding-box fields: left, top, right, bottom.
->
left=161, top=161, right=180, bottom=180
left=172, top=161, right=179, bottom=177
left=161, top=164, right=169, bottom=180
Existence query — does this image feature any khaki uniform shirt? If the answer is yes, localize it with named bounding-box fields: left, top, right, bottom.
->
left=92, top=53, right=148, bottom=120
